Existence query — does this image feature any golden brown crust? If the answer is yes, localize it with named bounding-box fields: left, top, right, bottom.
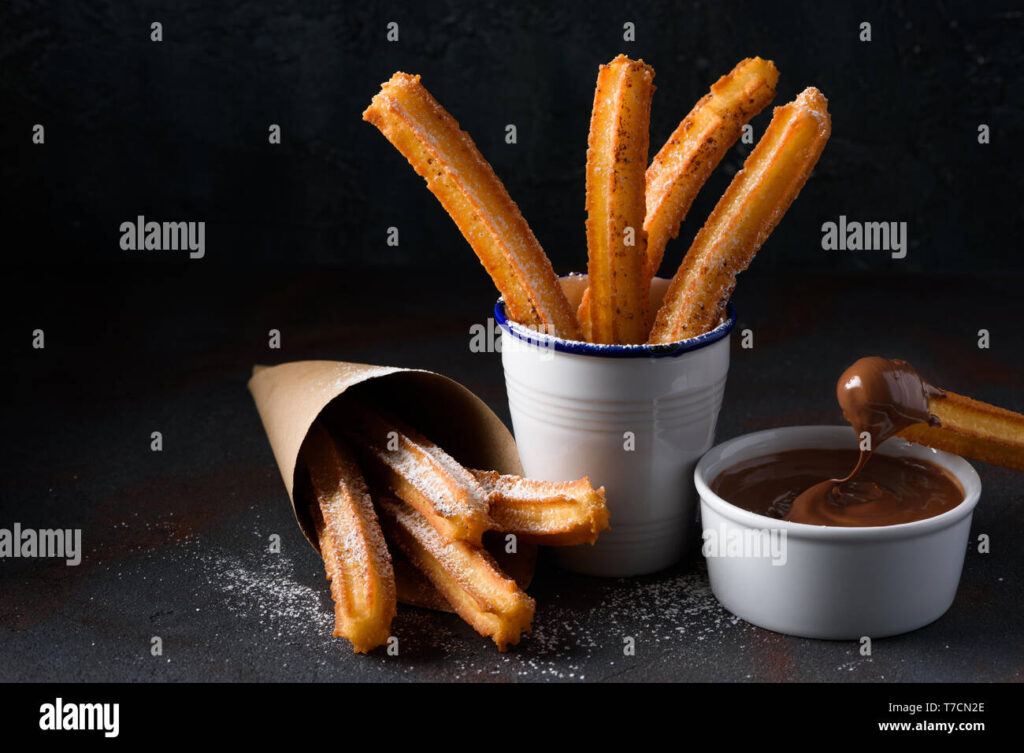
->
left=584, top=55, right=656, bottom=344
left=340, top=403, right=493, bottom=546
left=363, top=73, right=581, bottom=340
left=648, top=87, right=831, bottom=344
left=898, top=390, right=1024, bottom=470
left=577, top=58, right=778, bottom=333
left=378, top=498, right=535, bottom=651
left=473, top=469, right=610, bottom=546
left=301, top=423, right=396, bottom=653
left=393, top=535, right=537, bottom=612
left=644, top=57, right=779, bottom=280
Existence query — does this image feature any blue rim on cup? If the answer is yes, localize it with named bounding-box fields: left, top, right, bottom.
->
left=494, top=299, right=736, bottom=357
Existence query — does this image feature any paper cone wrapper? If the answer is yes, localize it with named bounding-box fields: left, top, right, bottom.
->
left=247, top=360, right=531, bottom=611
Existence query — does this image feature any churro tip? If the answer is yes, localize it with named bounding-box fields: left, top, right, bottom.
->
left=363, top=72, right=422, bottom=120
left=794, top=86, right=830, bottom=112
left=603, top=53, right=656, bottom=77
left=382, top=71, right=421, bottom=88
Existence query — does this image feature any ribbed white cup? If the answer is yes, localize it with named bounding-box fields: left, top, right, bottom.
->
left=495, top=276, right=733, bottom=576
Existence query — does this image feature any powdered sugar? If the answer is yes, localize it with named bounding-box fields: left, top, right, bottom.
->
left=201, top=548, right=334, bottom=641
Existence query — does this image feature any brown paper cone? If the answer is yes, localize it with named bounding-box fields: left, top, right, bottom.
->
left=247, top=360, right=530, bottom=611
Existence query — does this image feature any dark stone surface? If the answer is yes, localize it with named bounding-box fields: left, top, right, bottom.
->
left=0, top=266, right=1021, bottom=682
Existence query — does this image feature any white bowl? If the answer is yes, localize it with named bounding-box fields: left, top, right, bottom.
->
left=496, top=275, right=734, bottom=576
left=694, top=425, right=981, bottom=639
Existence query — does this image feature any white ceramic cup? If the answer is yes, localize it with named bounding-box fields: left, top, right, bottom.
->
left=495, top=275, right=734, bottom=577
left=694, top=425, right=981, bottom=639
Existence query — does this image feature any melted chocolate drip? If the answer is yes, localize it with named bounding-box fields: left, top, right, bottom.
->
left=713, top=358, right=960, bottom=527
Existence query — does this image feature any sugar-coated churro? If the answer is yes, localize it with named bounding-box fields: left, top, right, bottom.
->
left=472, top=469, right=610, bottom=546
left=899, top=390, right=1024, bottom=471
left=393, top=535, right=538, bottom=612
left=341, top=404, right=493, bottom=546
left=648, top=87, right=831, bottom=344
left=577, top=57, right=778, bottom=338
left=644, top=57, right=779, bottom=281
left=584, top=55, right=656, bottom=344
left=363, top=73, right=581, bottom=340
left=300, top=422, right=396, bottom=653
left=378, top=497, right=536, bottom=651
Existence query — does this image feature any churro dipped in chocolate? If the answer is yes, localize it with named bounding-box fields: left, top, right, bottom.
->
left=787, top=357, right=1024, bottom=525
left=839, top=356, right=1024, bottom=471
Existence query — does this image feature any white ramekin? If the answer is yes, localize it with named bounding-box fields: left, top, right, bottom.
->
left=694, top=425, right=981, bottom=639
left=495, top=275, right=734, bottom=577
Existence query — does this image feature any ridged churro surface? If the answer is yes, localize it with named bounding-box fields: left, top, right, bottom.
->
left=364, top=73, right=581, bottom=339
left=301, top=423, right=396, bottom=653
left=649, top=87, right=831, bottom=344
left=585, top=55, right=656, bottom=344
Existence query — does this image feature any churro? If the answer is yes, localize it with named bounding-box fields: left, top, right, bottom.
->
left=363, top=73, right=581, bottom=340
left=644, top=57, right=779, bottom=281
left=584, top=55, right=656, bottom=344
left=394, top=535, right=538, bottom=612
left=648, top=87, right=831, bottom=344
left=299, top=422, right=396, bottom=653
left=472, top=469, right=610, bottom=546
left=341, top=404, right=493, bottom=545
left=378, top=497, right=536, bottom=651
left=899, top=391, right=1024, bottom=471
left=838, top=356, right=1024, bottom=472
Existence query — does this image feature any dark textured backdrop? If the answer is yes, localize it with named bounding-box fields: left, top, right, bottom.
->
left=2, top=0, right=1022, bottom=274
left=2, top=1, right=1023, bottom=684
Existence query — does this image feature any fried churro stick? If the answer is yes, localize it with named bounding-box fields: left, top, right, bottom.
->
left=300, top=423, right=396, bottom=653
left=393, top=535, right=538, bottom=612
left=584, top=55, right=656, bottom=344
left=341, top=404, right=493, bottom=546
left=378, top=498, right=536, bottom=651
left=363, top=73, right=581, bottom=340
left=648, top=87, right=831, bottom=344
left=644, top=57, right=779, bottom=280
left=576, top=58, right=779, bottom=339
left=472, top=470, right=610, bottom=546
left=899, top=391, right=1024, bottom=471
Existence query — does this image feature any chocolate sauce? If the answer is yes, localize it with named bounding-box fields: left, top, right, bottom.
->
left=713, top=357, right=962, bottom=526
left=836, top=356, right=945, bottom=476
left=712, top=449, right=963, bottom=527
